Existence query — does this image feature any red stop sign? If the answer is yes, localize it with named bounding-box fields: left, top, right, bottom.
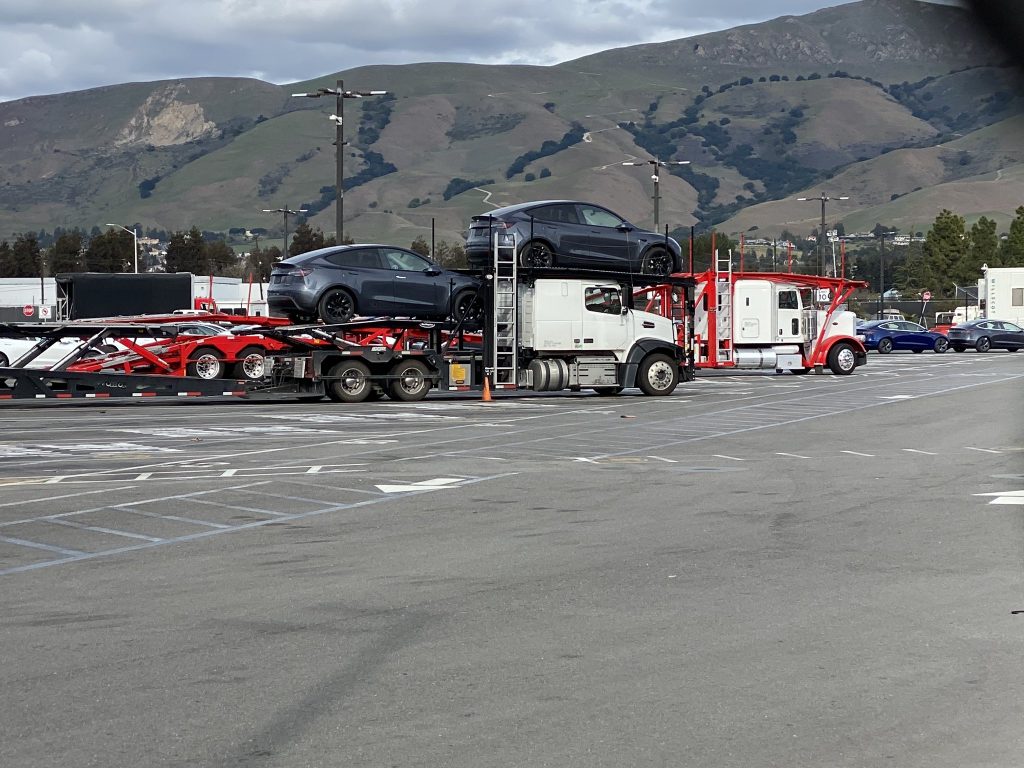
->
left=22, top=304, right=33, bottom=317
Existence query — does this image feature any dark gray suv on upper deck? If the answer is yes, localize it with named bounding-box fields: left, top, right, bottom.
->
left=465, top=200, right=682, bottom=275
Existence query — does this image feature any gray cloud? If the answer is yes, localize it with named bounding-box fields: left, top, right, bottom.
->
left=0, top=1, right=953, bottom=102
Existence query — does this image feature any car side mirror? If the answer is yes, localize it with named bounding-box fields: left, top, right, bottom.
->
left=617, top=224, right=634, bottom=233
left=620, top=305, right=629, bottom=315
left=424, top=266, right=442, bottom=276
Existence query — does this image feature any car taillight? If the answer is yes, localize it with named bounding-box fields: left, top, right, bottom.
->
left=294, top=268, right=313, bottom=278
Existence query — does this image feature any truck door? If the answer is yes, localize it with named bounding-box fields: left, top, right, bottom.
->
left=581, top=285, right=630, bottom=352
left=776, top=288, right=802, bottom=342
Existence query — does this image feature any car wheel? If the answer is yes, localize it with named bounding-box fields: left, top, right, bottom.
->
left=232, top=346, right=266, bottom=380
left=975, top=336, right=991, bottom=353
left=933, top=337, right=949, bottom=353
left=287, top=312, right=317, bottom=325
left=325, top=360, right=372, bottom=403
left=952, top=345, right=966, bottom=352
left=387, top=360, right=432, bottom=402
left=592, top=386, right=623, bottom=396
left=0, top=352, right=8, bottom=367
left=519, top=241, right=555, bottom=269
left=827, top=342, right=857, bottom=375
left=186, top=348, right=225, bottom=379
left=637, top=353, right=678, bottom=396
left=640, top=247, right=674, bottom=276
left=877, top=338, right=893, bottom=354
left=319, top=288, right=356, bottom=324
left=451, top=289, right=481, bottom=323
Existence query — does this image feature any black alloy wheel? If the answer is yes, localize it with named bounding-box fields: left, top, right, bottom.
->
left=933, top=337, right=949, bottom=353
left=519, top=241, right=555, bottom=268
left=877, top=338, right=894, bottom=354
left=319, top=288, right=356, bottom=324
left=452, top=290, right=482, bottom=323
left=975, top=336, right=991, bottom=352
left=640, top=247, right=674, bottom=276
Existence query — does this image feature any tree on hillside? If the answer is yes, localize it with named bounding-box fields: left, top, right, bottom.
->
left=164, top=227, right=207, bottom=274
left=960, top=216, right=998, bottom=283
left=205, top=239, right=238, bottom=275
left=246, top=245, right=277, bottom=282
left=999, top=205, right=1024, bottom=267
left=288, top=222, right=327, bottom=256
left=907, top=210, right=965, bottom=297
left=11, top=233, right=44, bottom=279
left=49, top=231, right=84, bottom=274
left=83, top=231, right=123, bottom=272
left=431, top=240, right=467, bottom=269
left=0, top=241, right=13, bottom=278
left=410, top=236, right=430, bottom=257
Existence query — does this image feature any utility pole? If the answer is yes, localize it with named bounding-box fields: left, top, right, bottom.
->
left=262, top=205, right=308, bottom=257
left=877, top=230, right=896, bottom=318
left=292, top=80, right=387, bottom=244
left=797, top=192, right=848, bottom=276
left=622, top=159, right=690, bottom=231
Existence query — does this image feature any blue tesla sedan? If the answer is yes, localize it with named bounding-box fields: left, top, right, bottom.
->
left=857, top=320, right=949, bottom=354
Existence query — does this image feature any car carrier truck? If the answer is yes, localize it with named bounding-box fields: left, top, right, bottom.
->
left=256, top=233, right=695, bottom=402
left=637, top=253, right=867, bottom=375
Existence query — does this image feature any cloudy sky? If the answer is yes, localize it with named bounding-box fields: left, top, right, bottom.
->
left=0, top=1, right=962, bottom=103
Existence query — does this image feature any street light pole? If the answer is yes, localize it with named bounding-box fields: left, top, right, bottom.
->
left=797, top=192, right=848, bottom=276
left=262, top=205, right=309, bottom=257
left=877, top=230, right=896, bottom=318
left=292, top=80, right=387, bottom=244
left=105, top=223, right=138, bottom=273
left=622, top=159, right=690, bottom=231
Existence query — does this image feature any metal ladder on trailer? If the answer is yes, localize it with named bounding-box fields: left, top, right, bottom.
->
left=490, top=231, right=518, bottom=388
left=714, top=249, right=734, bottom=363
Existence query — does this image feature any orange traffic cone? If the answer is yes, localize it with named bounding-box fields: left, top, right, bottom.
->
left=482, top=375, right=492, bottom=402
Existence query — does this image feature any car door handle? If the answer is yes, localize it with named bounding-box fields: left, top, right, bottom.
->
left=396, top=275, right=408, bottom=279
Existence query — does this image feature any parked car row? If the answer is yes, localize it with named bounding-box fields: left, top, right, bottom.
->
left=268, top=199, right=681, bottom=325
left=856, top=318, right=1024, bottom=353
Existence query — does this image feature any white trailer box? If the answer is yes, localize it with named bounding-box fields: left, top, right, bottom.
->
left=980, top=267, right=1024, bottom=325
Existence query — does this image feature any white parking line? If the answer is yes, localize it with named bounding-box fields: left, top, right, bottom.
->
left=841, top=450, right=875, bottom=457
left=776, top=452, right=811, bottom=459
left=903, top=449, right=937, bottom=455
left=965, top=446, right=1001, bottom=454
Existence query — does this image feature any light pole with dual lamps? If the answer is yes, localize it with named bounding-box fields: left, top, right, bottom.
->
left=621, top=158, right=690, bottom=231
left=262, top=206, right=308, bottom=257
left=105, top=223, right=139, bottom=273
left=292, top=80, right=387, bottom=243
left=797, top=192, right=849, bottom=276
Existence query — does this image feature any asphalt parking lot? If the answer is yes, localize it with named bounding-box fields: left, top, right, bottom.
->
left=2, top=351, right=1023, bottom=767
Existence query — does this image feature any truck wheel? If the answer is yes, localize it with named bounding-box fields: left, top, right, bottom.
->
left=933, top=337, right=949, bottom=353
left=975, top=336, right=991, bottom=352
left=877, top=338, right=893, bottom=354
left=319, top=288, right=356, bottom=324
left=637, top=353, right=678, bottom=396
left=826, top=342, right=857, bottom=375
left=387, top=360, right=431, bottom=402
left=232, top=346, right=267, bottom=380
left=325, top=360, right=372, bottom=403
left=186, top=348, right=225, bottom=379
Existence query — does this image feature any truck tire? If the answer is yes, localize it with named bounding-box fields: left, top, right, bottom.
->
left=232, top=346, right=267, bottom=380
left=186, top=348, right=225, bottom=379
left=826, top=342, right=857, bottom=375
left=637, top=353, right=678, bottom=396
left=325, top=360, right=372, bottom=403
left=387, top=360, right=431, bottom=401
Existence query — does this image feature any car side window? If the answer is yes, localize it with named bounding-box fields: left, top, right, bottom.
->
left=325, top=248, right=381, bottom=268
left=530, top=205, right=578, bottom=225
left=381, top=248, right=433, bottom=272
left=579, top=205, right=624, bottom=228
left=1004, top=322, right=1023, bottom=332
left=584, top=286, right=622, bottom=314
left=880, top=322, right=897, bottom=330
